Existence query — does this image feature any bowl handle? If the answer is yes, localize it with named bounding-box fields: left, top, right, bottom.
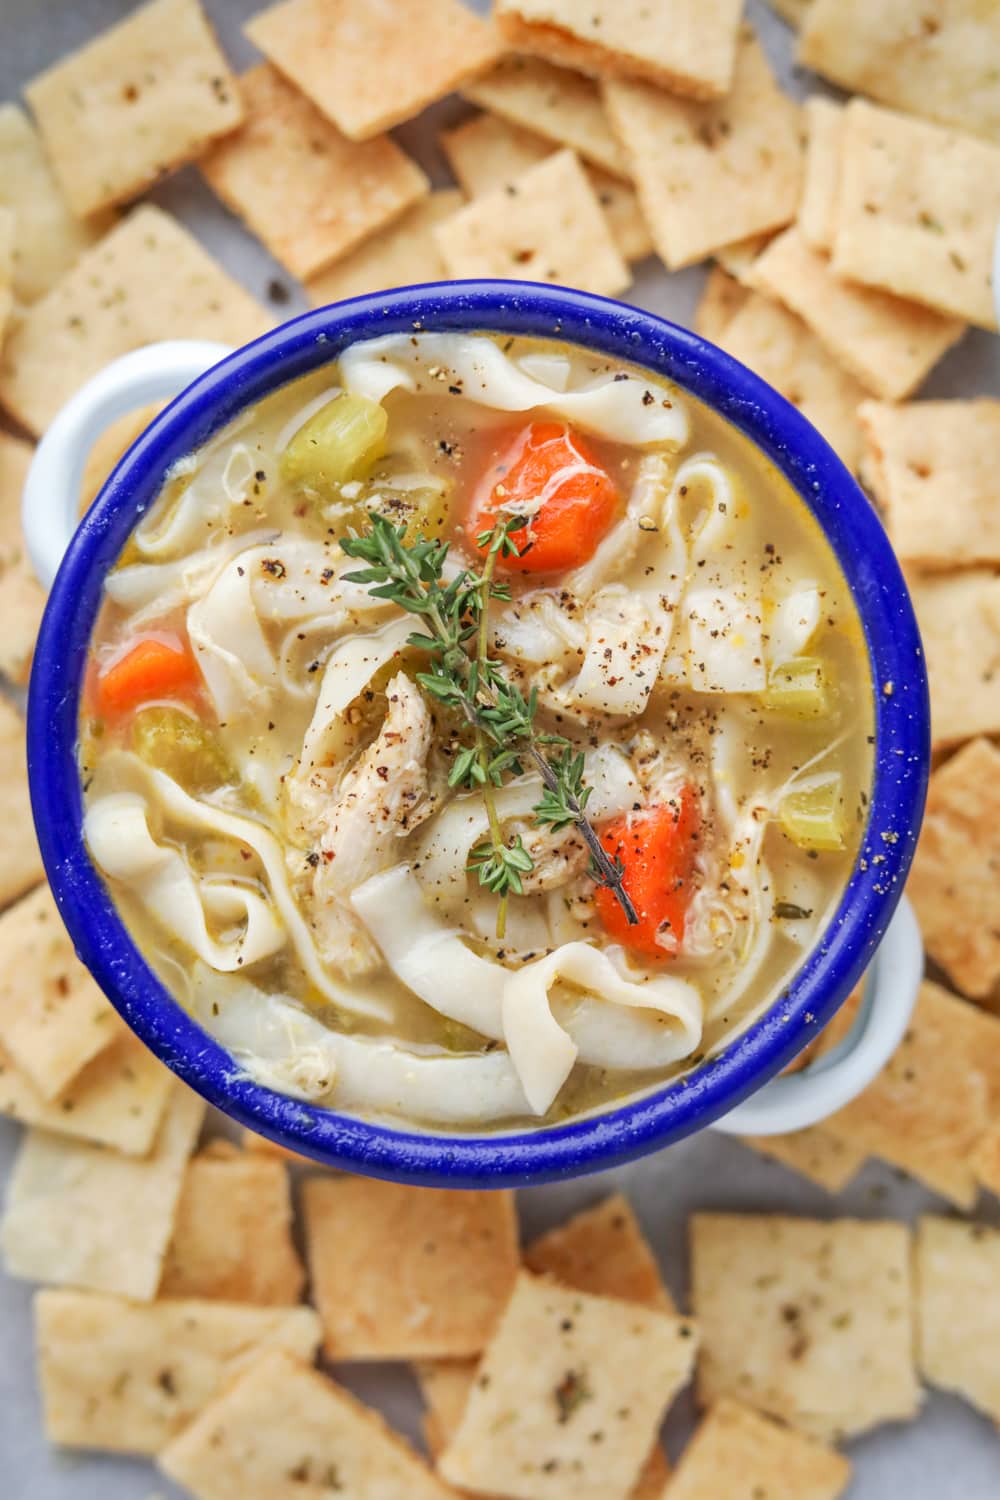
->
left=712, top=894, right=922, bottom=1136
left=22, top=339, right=234, bottom=589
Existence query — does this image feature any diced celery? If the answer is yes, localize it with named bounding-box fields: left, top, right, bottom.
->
left=778, top=777, right=846, bottom=852
left=131, top=706, right=232, bottom=793
left=281, top=393, right=387, bottom=491
left=761, top=656, right=830, bottom=718
left=362, top=479, right=452, bottom=540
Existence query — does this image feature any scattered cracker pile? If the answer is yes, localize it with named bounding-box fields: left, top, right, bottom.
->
left=0, top=0, right=999, bottom=1493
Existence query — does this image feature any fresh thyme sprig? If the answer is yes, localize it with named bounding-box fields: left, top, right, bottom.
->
left=340, top=514, right=638, bottom=937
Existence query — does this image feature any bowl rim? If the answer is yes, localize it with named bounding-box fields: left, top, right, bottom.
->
left=27, top=280, right=929, bottom=1187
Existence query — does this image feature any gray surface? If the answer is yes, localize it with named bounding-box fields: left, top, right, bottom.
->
left=1, top=1, right=999, bottom=1497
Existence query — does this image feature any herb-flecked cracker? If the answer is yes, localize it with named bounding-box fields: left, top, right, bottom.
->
left=0, top=205, right=268, bottom=438
left=667, top=1397, right=851, bottom=1500
left=690, top=1214, right=920, bottom=1441
left=246, top=0, right=502, bottom=142
left=858, top=398, right=1000, bottom=570
left=307, top=191, right=461, bottom=306
left=433, top=149, right=630, bottom=296
left=524, top=1193, right=674, bottom=1312
left=439, top=1271, right=697, bottom=1500
left=832, top=99, right=1000, bottom=332
left=738, top=1126, right=867, bottom=1194
left=0, top=697, right=45, bottom=906
left=603, top=36, right=803, bottom=271
left=798, top=0, right=1000, bottom=146
left=495, top=0, right=744, bottom=102
left=908, top=571, right=1000, bottom=749
left=694, top=267, right=750, bottom=343
left=36, top=1291, right=320, bottom=1454
left=1, top=1084, right=205, bottom=1300
left=160, top=1347, right=456, bottom=1500
left=201, top=64, right=429, bottom=281
left=24, top=0, right=243, bottom=218
left=463, top=55, right=631, bottom=178
left=303, top=1176, right=519, bottom=1359
left=745, top=226, right=964, bottom=401
left=799, top=97, right=842, bottom=252
left=0, top=432, right=47, bottom=682
left=915, top=1216, right=1000, bottom=1424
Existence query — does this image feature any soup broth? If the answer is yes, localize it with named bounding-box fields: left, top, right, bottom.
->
left=80, top=331, right=873, bottom=1129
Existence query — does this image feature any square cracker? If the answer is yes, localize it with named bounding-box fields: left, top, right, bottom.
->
left=738, top=1127, right=867, bottom=1195
left=0, top=104, right=113, bottom=305
left=524, top=1194, right=674, bottom=1312
left=825, top=979, right=1000, bottom=1206
left=37, top=1290, right=320, bottom=1455
left=766, top=0, right=812, bottom=24
left=694, top=267, right=750, bottom=344
left=719, top=291, right=866, bottom=470
left=160, top=1347, right=454, bottom=1500
left=746, top=226, right=964, bottom=401
left=201, top=64, right=428, bottom=282
left=832, top=99, right=1000, bottom=332
left=903, top=738, right=1000, bottom=1002
left=690, top=1214, right=920, bottom=1441
left=246, top=0, right=501, bottom=143
left=908, top=570, right=1000, bottom=749
left=160, top=1149, right=304, bottom=1305
left=666, top=1397, right=851, bottom=1500
left=1, top=1083, right=205, bottom=1300
left=440, top=1271, right=697, bottom=1500
left=799, top=97, right=843, bottom=253
left=463, top=55, right=631, bottom=178
left=303, top=1176, right=519, bottom=1359
left=495, top=0, right=744, bottom=102
left=915, top=1216, right=1000, bottom=1424
left=0, top=431, right=47, bottom=683
left=603, top=36, right=803, bottom=271
left=0, top=883, right=124, bottom=1099
left=25, top=0, right=243, bottom=218
left=798, top=0, right=1000, bottom=146
left=0, top=1031, right=173, bottom=1155
left=859, top=398, right=1000, bottom=569
left=433, top=148, right=630, bottom=296
left=307, top=191, right=462, bottom=306
left=0, top=204, right=269, bottom=437
left=972, top=1122, right=1000, bottom=1198
left=0, top=697, right=45, bottom=907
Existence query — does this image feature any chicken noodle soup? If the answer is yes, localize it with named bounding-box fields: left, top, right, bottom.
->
left=79, top=332, right=873, bottom=1128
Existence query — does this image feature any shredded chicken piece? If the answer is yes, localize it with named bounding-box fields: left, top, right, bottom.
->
left=506, top=819, right=588, bottom=894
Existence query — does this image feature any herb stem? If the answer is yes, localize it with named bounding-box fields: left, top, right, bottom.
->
left=525, top=744, right=639, bottom=925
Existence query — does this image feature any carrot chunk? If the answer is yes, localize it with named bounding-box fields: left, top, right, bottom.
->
left=95, top=636, right=200, bottom=720
left=467, top=421, right=620, bottom=573
left=595, top=789, right=700, bottom=959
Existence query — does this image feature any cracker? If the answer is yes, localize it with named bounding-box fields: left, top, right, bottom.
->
left=667, top=1397, right=850, bottom=1500
left=307, top=191, right=461, bottom=306
left=440, top=1271, right=696, bottom=1500
left=0, top=104, right=113, bottom=304
left=690, top=1214, right=920, bottom=1441
left=160, top=1347, right=454, bottom=1500
left=832, top=99, right=1000, bottom=332
left=715, top=232, right=776, bottom=281
left=201, top=64, right=428, bottom=282
left=0, top=697, right=45, bottom=906
left=972, top=1122, right=1000, bottom=1198
left=915, top=1216, right=1000, bottom=1424
left=25, top=0, right=243, bottom=218
left=36, top=1291, right=320, bottom=1455
left=746, top=226, right=965, bottom=401
left=603, top=37, right=803, bottom=271
left=433, top=148, right=630, bottom=296
left=694, top=267, right=749, bottom=343
left=766, top=0, right=813, bottom=24
left=1, top=1084, right=205, bottom=1300
left=798, top=0, right=1000, bottom=145
left=738, top=1127, right=867, bottom=1194
left=719, top=290, right=866, bottom=469
left=0, top=431, right=47, bottom=682
left=0, top=883, right=124, bottom=1099
left=524, top=1194, right=674, bottom=1312
left=0, top=205, right=269, bottom=437
left=303, top=1176, right=519, bottom=1359
left=240, top=1126, right=309, bottom=1164
left=246, top=0, right=501, bottom=142
left=799, top=97, right=842, bottom=252
left=901, top=739, right=1000, bottom=1003
left=859, top=398, right=1000, bottom=569
left=80, top=405, right=162, bottom=514
left=825, top=979, right=1000, bottom=1206
left=908, top=570, right=1000, bottom=749
left=495, top=0, right=744, bottom=101
left=0, top=207, right=12, bottom=340
left=463, top=55, right=631, bottom=178
left=160, top=1149, right=304, bottom=1305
